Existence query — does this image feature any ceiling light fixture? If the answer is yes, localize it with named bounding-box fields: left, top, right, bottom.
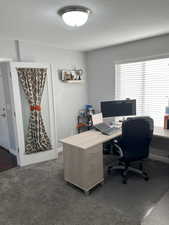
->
left=58, top=5, right=91, bottom=27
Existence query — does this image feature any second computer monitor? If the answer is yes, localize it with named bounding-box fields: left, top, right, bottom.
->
left=101, top=99, right=136, bottom=117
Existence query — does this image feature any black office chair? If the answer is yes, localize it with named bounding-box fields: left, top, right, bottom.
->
left=127, top=116, right=154, bottom=137
left=108, top=117, right=154, bottom=184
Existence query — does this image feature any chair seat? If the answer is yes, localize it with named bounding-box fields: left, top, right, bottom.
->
left=120, top=155, right=146, bottom=162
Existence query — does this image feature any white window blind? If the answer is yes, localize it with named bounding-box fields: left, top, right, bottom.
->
left=116, top=58, right=169, bottom=127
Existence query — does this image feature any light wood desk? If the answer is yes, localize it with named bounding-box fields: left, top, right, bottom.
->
left=61, top=129, right=121, bottom=194
left=154, top=127, right=169, bottom=138
left=61, top=127, right=169, bottom=194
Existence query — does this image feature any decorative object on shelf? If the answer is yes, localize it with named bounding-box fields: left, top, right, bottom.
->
left=165, top=96, right=169, bottom=114
left=79, top=109, right=86, bottom=117
left=58, top=5, right=92, bottom=27
left=164, top=115, right=169, bottom=129
left=61, top=68, right=83, bottom=83
left=76, top=105, right=95, bottom=133
left=85, top=104, right=95, bottom=115
left=164, top=96, right=169, bottom=129
left=165, top=107, right=169, bottom=114
left=77, top=114, right=91, bottom=133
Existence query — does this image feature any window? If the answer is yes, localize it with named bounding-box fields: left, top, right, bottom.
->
left=116, top=57, right=169, bottom=127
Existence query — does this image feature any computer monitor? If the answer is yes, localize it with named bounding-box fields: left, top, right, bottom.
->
left=101, top=99, right=136, bottom=117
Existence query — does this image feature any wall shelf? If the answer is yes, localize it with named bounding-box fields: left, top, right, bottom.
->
left=63, top=80, right=84, bottom=84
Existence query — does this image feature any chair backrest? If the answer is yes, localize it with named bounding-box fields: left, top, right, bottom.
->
left=121, top=117, right=153, bottom=160
left=127, top=116, right=154, bottom=137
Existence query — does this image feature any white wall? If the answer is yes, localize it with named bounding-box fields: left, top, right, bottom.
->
left=0, top=39, right=17, bottom=60
left=87, top=34, right=169, bottom=112
left=0, top=40, right=88, bottom=142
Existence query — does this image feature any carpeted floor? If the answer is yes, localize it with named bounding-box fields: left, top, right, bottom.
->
left=0, top=146, right=17, bottom=172
left=142, top=190, right=169, bottom=225
left=0, top=155, right=169, bottom=225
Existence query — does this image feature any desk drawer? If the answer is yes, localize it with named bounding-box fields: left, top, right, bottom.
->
left=82, top=144, right=103, bottom=189
left=63, top=143, right=103, bottom=192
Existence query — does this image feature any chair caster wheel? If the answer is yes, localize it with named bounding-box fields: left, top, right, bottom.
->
left=143, top=172, right=149, bottom=181
left=107, top=167, right=112, bottom=175
left=144, top=176, right=149, bottom=181
left=122, top=179, right=127, bottom=184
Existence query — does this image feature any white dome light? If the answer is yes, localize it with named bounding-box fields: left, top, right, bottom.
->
left=62, top=11, right=88, bottom=27
left=58, top=6, right=91, bottom=27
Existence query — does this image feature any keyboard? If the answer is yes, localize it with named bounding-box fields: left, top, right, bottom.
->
left=101, top=127, right=119, bottom=135
left=94, top=123, right=119, bottom=135
left=94, top=123, right=110, bottom=131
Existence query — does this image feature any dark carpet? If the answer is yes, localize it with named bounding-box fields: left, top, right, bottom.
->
left=0, top=155, right=169, bottom=225
left=0, top=146, right=17, bottom=172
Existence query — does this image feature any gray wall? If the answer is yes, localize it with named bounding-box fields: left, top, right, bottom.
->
left=0, top=40, right=88, bottom=141
left=0, top=40, right=17, bottom=60
left=87, top=34, right=169, bottom=112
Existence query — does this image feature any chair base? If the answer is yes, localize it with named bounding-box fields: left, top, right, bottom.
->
left=107, top=161, right=149, bottom=184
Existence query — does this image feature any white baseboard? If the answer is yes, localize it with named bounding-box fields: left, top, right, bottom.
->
left=19, top=149, right=58, bottom=167
left=57, top=143, right=63, bottom=152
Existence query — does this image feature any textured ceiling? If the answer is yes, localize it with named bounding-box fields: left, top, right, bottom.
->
left=1, top=0, right=169, bottom=51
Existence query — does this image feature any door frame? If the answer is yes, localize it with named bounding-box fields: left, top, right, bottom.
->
left=0, top=74, right=11, bottom=150
left=10, top=62, right=58, bottom=166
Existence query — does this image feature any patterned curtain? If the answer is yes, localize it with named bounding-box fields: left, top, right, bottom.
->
left=17, top=68, right=52, bottom=154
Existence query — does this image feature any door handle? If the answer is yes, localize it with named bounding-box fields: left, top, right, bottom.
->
left=0, top=113, right=6, bottom=117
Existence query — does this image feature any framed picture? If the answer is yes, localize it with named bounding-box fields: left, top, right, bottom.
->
left=62, top=70, right=72, bottom=81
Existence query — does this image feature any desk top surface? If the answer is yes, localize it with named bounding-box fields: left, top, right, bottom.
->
left=154, top=127, right=169, bottom=138
left=60, top=129, right=121, bottom=149
left=61, top=127, right=169, bottom=150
